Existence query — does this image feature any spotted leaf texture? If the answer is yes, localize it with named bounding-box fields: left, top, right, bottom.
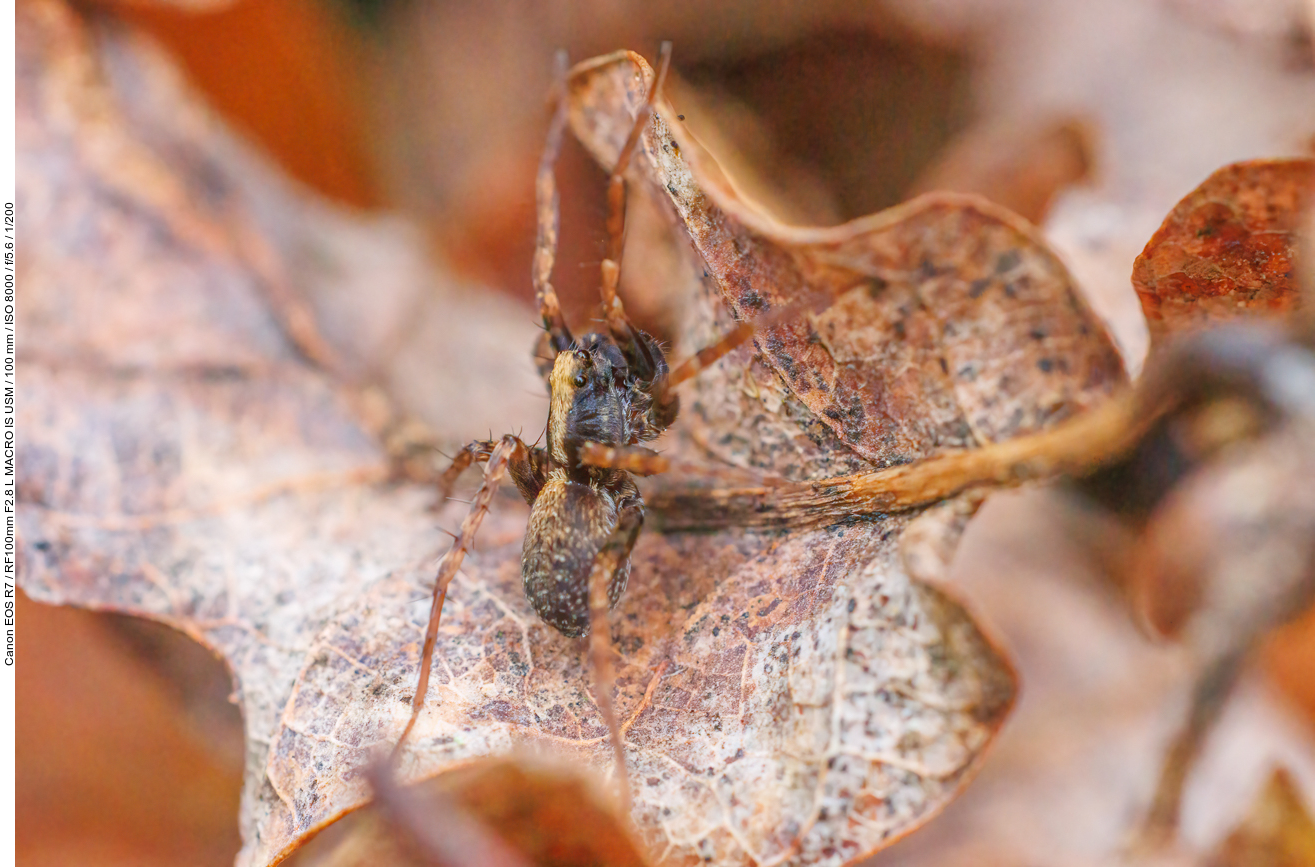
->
left=18, top=15, right=1125, bottom=867
left=1132, top=158, right=1313, bottom=345
left=567, top=54, right=1124, bottom=485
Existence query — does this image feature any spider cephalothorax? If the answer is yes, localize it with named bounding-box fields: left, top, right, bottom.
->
left=545, top=330, right=675, bottom=472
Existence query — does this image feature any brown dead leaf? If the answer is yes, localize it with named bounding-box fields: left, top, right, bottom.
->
left=1074, top=154, right=1315, bottom=854
left=1131, top=159, right=1313, bottom=345
left=297, top=757, right=648, bottom=867
left=1122, top=156, right=1315, bottom=684
left=17, top=590, right=243, bottom=867
left=567, top=52, right=1124, bottom=479
left=1210, top=767, right=1315, bottom=867
left=907, top=117, right=1094, bottom=226
left=17, top=0, right=530, bottom=862
left=18, top=15, right=1126, bottom=867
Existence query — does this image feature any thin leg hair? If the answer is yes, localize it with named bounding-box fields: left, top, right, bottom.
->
left=395, top=435, right=527, bottom=758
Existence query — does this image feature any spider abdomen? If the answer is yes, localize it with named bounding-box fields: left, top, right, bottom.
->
left=522, top=472, right=634, bottom=637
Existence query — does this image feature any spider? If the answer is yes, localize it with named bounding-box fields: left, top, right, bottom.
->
left=391, top=44, right=797, bottom=802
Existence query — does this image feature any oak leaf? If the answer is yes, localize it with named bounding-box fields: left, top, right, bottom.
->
left=17, top=15, right=1125, bottom=867
left=1127, top=157, right=1315, bottom=665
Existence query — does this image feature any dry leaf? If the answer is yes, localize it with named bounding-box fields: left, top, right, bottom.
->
left=17, top=1, right=533, bottom=863
left=566, top=53, right=1124, bottom=478
left=1210, top=767, right=1315, bottom=867
left=1131, top=159, right=1312, bottom=345
left=1071, top=154, right=1315, bottom=855
left=17, top=591, right=243, bottom=867
left=299, top=757, right=647, bottom=867
left=18, top=13, right=1127, bottom=867
left=1125, top=157, right=1315, bottom=662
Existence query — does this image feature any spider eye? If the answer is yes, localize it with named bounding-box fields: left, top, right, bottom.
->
left=573, top=372, right=587, bottom=388
left=574, top=349, right=590, bottom=363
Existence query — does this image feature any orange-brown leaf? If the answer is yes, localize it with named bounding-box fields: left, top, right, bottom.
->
left=1211, top=768, right=1315, bottom=867
left=1132, top=159, right=1313, bottom=346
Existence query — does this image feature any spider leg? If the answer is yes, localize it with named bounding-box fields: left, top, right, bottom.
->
left=597, top=41, right=672, bottom=350
left=439, top=438, right=550, bottom=506
left=533, top=50, right=575, bottom=380
left=579, top=442, right=669, bottom=476
left=666, top=290, right=835, bottom=391
left=436, top=438, right=499, bottom=503
left=395, top=434, right=532, bottom=757
left=586, top=498, right=644, bottom=814
left=626, top=291, right=834, bottom=442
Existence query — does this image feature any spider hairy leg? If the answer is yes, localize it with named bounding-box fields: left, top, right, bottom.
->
left=579, top=442, right=669, bottom=476
left=598, top=41, right=672, bottom=343
left=395, top=434, right=531, bottom=757
left=436, top=438, right=499, bottom=503
left=666, top=290, right=835, bottom=391
left=534, top=49, right=574, bottom=367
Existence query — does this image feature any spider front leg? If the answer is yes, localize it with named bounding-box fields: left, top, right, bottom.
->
left=532, top=50, right=575, bottom=382
left=622, top=286, right=836, bottom=442
left=597, top=42, right=672, bottom=347
left=664, top=289, right=838, bottom=392
left=395, top=434, right=540, bottom=756
left=438, top=437, right=551, bottom=506
left=579, top=442, right=670, bottom=476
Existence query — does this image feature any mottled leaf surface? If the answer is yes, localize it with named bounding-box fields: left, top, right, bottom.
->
left=567, top=54, right=1124, bottom=482
left=18, top=15, right=1124, bottom=867
left=1132, top=159, right=1312, bottom=345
